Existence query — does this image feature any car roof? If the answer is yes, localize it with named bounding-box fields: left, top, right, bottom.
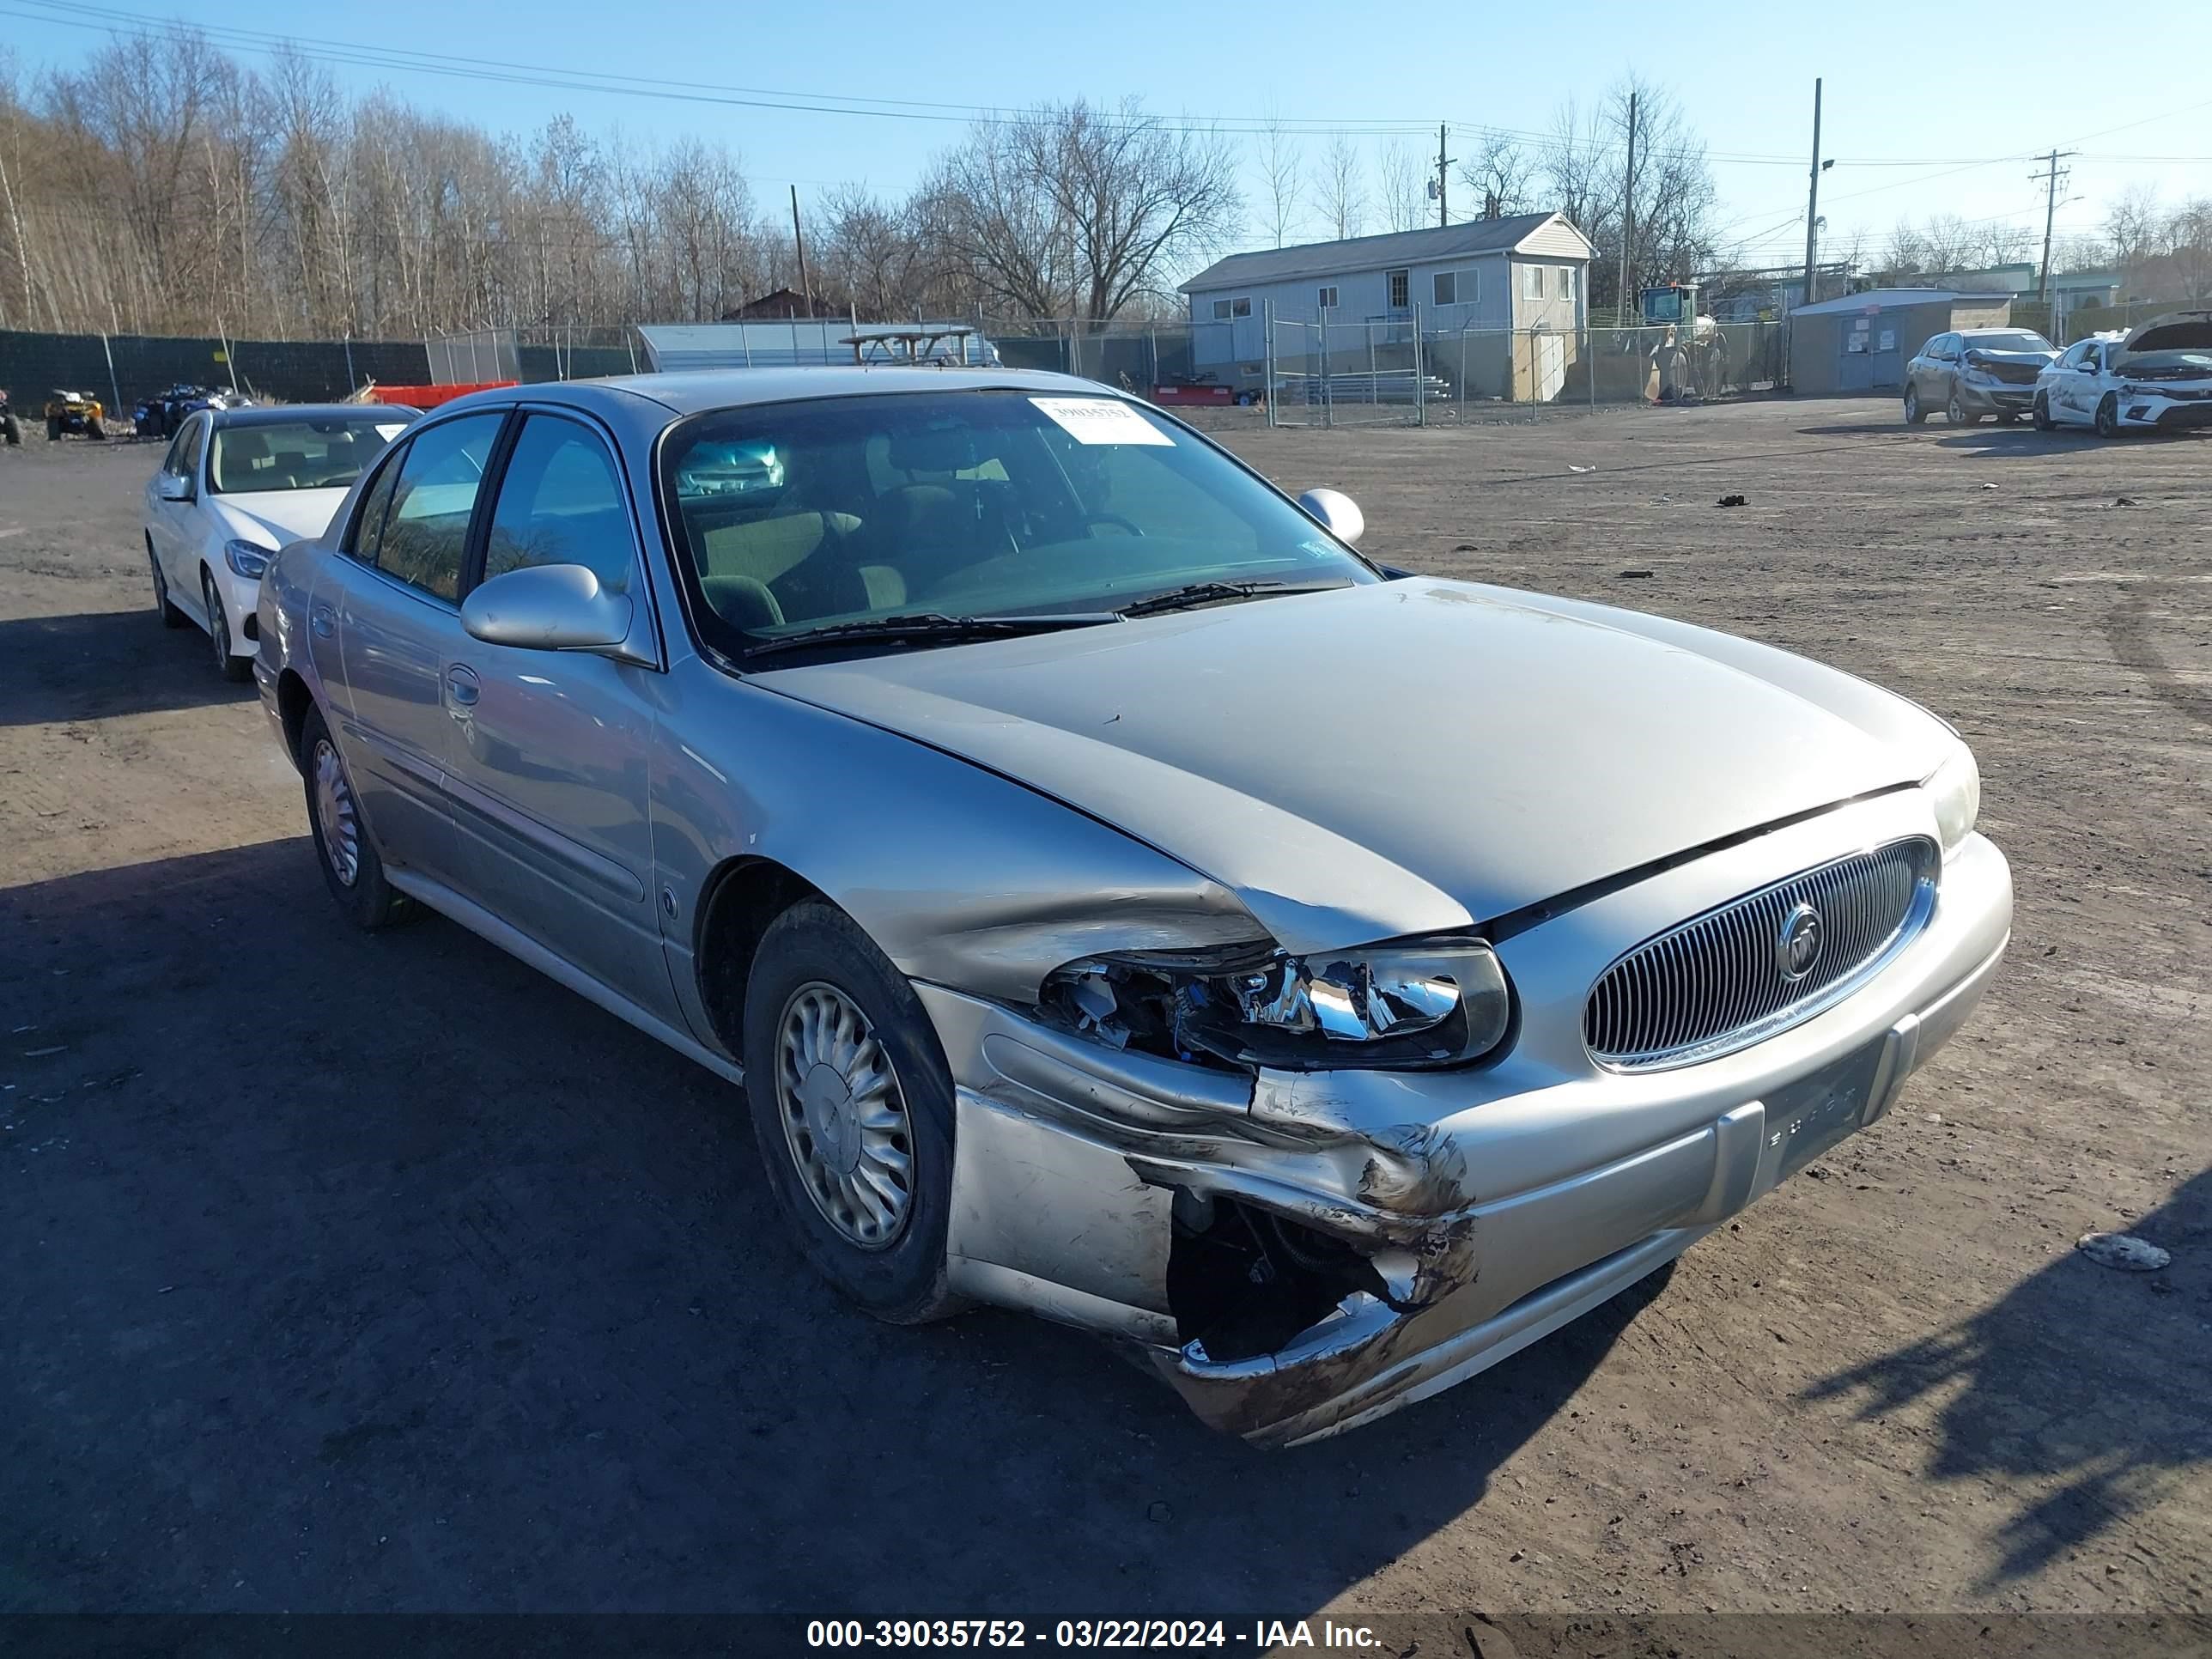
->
left=207, top=403, right=418, bottom=428
left=422, top=366, right=1118, bottom=423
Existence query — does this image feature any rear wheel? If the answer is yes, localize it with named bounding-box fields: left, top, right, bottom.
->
left=299, top=703, right=412, bottom=931
left=2094, top=393, right=2122, bottom=439
left=1903, top=386, right=1924, bottom=425
left=201, top=570, right=253, bottom=683
left=2033, top=392, right=2056, bottom=431
left=742, top=899, right=961, bottom=1326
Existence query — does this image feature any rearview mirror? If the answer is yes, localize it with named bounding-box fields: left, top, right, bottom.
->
left=461, top=563, right=638, bottom=658
left=1297, top=487, right=1365, bottom=546
left=156, top=473, right=192, bottom=501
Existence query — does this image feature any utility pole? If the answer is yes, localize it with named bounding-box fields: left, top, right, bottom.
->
left=791, top=185, right=813, bottom=316
left=2032, top=149, right=2077, bottom=311
left=1437, top=123, right=1453, bottom=227
left=1801, top=77, right=1823, bottom=314
left=1617, top=91, right=1637, bottom=324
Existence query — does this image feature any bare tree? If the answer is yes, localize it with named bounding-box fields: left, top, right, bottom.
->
left=1255, top=106, right=1302, bottom=248
left=1313, top=131, right=1365, bottom=241
left=2106, top=183, right=2162, bottom=276
left=1458, top=132, right=1534, bottom=220
left=1030, top=99, right=1241, bottom=321
left=1378, top=138, right=1426, bottom=233
left=1539, top=77, right=1717, bottom=310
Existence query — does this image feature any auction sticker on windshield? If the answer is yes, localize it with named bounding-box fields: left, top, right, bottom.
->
left=1030, top=397, right=1173, bottom=446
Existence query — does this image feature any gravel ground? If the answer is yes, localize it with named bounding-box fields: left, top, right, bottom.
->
left=1, top=398, right=2206, bottom=1624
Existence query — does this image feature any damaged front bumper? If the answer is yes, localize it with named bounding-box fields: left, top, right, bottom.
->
left=914, top=795, right=2013, bottom=1446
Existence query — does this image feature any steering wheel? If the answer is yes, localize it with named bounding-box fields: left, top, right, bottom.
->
left=1078, top=512, right=1145, bottom=538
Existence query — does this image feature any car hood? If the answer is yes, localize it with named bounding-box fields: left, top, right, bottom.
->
left=2120, top=311, right=2212, bottom=358
left=755, top=579, right=1947, bottom=954
left=212, top=488, right=351, bottom=547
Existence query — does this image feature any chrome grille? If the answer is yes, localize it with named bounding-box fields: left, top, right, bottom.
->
left=1584, top=837, right=1939, bottom=1071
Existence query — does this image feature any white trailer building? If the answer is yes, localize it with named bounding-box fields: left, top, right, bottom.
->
left=1179, top=211, right=1595, bottom=393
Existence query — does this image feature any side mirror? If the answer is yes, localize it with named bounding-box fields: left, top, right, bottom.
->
left=462, top=563, right=637, bottom=657
left=1297, top=487, right=1365, bottom=546
left=156, top=473, right=193, bottom=501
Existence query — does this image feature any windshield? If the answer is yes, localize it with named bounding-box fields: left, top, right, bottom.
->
left=660, top=388, right=1376, bottom=658
left=1962, top=332, right=2054, bottom=355
left=208, top=414, right=414, bottom=495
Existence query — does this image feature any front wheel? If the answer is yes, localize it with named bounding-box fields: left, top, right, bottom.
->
left=201, top=571, right=252, bottom=683
left=299, top=703, right=412, bottom=930
left=1903, top=386, right=1924, bottom=425
left=2094, top=393, right=2122, bottom=439
left=2033, top=392, right=2056, bottom=431
left=149, top=539, right=185, bottom=628
left=1947, top=390, right=1978, bottom=426
left=742, top=899, right=961, bottom=1326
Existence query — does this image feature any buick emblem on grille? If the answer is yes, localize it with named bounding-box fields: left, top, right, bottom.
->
left=1778, top=902, right=1824, bottom=981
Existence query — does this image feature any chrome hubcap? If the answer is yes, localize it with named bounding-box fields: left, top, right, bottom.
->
left=312, top=738, right=361, bottom=888
left=775, top=982, right=913, bottom=1249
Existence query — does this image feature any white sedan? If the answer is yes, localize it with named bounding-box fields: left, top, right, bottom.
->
left=2034, top=311, right=2212, bottom=437
left=144, top=404, right=415, bottom=678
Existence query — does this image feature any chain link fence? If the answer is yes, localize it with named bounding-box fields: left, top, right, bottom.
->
left=1247, top=307, right=1787, bottom=428
left=424, top=325, right=641, bottom=385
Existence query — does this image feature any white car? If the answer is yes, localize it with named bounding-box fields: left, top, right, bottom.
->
left=2034, top=310, right=2212, bottom=437
left=145, top=404, right=416, bottom=678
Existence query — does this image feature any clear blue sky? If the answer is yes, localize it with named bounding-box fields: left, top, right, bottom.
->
left=6, top=0, right=2209, bottom=270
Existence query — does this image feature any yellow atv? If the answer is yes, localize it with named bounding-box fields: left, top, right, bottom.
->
left=44, top=389, right=108, bottom=441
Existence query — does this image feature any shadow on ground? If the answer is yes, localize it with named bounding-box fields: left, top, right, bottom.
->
left=1806, top=1168, right=2209, bottom=1586
left=0, top=840, right=1675, bottom=1614
left=0, top=610, right=254, bottom=726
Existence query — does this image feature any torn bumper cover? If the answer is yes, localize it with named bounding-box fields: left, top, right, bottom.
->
left=914, top=811, right=2012, bottom=1447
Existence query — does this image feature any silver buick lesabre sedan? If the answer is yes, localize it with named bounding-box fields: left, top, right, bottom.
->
left=253, top=368, right=2011, bottom=1445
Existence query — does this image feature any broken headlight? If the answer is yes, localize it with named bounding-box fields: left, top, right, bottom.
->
left=1048, top=939, right=1512, bottom=1072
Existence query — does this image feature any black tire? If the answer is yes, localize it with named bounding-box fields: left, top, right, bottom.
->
left=1996, top=413, right=2021, bottom=426
left=1947, top=389, right=1978, bottom=426
left=2033, top=392, right=2055, bottom=432
left=1, top=412, right=19, bottom=446
left=201, top=570, right=252, bottom=683
left=2094, top=393, right=2121, bottom=439
left=148, top=538, right=186, bottom=628
left=1902, top=386, right=1924, bottom=425
left=742, top=898, right=961, bottom=1325
left=46, top=416, right=61, bottom=441
left=298, top=702, right=412, bottom=930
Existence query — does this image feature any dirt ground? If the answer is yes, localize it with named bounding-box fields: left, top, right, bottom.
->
left=1, top=398, right=2206, bottom=1624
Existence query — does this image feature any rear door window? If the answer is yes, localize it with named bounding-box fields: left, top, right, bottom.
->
left=368, top=413, right=505, bottom=603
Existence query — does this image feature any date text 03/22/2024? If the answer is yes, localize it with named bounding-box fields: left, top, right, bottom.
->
left=805, top=1620, right=1383, bottom=1650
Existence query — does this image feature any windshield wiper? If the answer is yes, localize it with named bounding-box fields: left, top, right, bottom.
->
left=744, top=611, right=1118, bottom=660
left=1116, top=579, right=1353, bottom=619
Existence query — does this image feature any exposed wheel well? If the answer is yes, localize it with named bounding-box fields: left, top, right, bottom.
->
left=696, top=857, right=824, bottom=1054
left=277, top=670, right=314, bottom=770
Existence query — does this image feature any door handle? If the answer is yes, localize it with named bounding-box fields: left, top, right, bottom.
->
left=445, top=664, right=480, bottom=710
left=311, top=602, right=337, bottom=639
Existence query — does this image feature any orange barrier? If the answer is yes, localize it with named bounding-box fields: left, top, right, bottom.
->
left=368, top=380, right=518, bottom=409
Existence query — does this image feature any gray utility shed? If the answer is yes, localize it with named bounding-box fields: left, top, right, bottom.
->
left=1178, top=212, right=1593, bottom=382
left=1790, top=289, right=2013, bottom=395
